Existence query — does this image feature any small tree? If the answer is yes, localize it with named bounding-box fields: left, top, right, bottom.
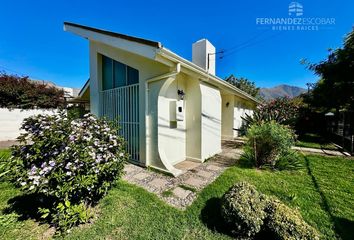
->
left=226, top=75, right=260, bottom=98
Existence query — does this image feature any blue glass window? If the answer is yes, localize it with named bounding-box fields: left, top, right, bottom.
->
left=101, top=55, right=139, bottom=90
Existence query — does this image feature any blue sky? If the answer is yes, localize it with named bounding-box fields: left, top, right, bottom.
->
left=0, top=0, right=353, bottom=89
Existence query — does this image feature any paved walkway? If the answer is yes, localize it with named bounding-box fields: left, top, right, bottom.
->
left=0, top=140, right=18, bottom=150
left=292, top=146, right=349, bottom=156
left=123, top=140, right=243, bottom=209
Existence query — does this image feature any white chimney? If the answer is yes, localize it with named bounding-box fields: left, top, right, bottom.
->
left=192, top=39, right=216, bottom=75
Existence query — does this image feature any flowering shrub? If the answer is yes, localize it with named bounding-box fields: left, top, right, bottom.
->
left=242, top=97, right=300, bottom=128
left=0, top=72, right=65, bottom=109
left=7, top=111, right=128, bottom=232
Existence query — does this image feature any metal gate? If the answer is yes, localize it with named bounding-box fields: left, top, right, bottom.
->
left=99, top=84, right=140, bottom=162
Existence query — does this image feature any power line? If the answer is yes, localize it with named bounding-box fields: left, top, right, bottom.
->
left=222, top=29, right=271, bottom=53
left=221, top=32, right=283, bottom=58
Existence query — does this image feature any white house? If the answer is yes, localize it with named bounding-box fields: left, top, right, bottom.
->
left=64, top=22, right=258, bottom=176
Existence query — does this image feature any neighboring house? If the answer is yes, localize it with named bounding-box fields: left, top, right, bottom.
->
left=31, top=79, right=80, bottom=100
left=64, top=22, right=258, bottom=176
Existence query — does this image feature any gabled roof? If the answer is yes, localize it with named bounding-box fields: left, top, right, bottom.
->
left=64, top=22, right=162, bottom=48
left=64, top=22, right=260, bottom=104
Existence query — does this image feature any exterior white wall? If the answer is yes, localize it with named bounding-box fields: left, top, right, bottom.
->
left=86, top=40, right=256, bottom=175
left=233, top=97, right=254, bottom=137
left=186, top=77, right=202, bottom=160
left=0, top=108, right=57, bottom=141
left=221, top=94, right=235, bottom=139
left=157, top=75, right=186, bottom=165
left=88, top=41, right=169, bottom=166
left=200, top=83, right=222, bottom=159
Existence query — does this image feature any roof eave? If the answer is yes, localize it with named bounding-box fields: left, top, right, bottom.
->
left=157, top=48, right=260, bottom=104
left=64, top=22, right=162, bottom=48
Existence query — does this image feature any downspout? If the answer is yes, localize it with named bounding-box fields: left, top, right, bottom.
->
left=145, top=63, right=181, bottom=167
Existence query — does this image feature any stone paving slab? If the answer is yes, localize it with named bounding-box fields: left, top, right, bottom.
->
left=206, top=165, right=222, bottom=171
left=133, top=172, right=151, bottom=180
left=195, top=170, right=214, bottom=178
left=172, top=187, right=192, bottom=199
left=122, top=142, right=243, bottom=209
left=184, top=177, right=206, bottom=188
left=148, top=178, right=169, bottom=189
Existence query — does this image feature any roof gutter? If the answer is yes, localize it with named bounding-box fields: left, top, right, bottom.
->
left=157, top=48, right=260, bottom=104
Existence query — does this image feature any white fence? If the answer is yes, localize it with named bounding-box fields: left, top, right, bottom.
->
left=0, top=108, right=58, bottom=141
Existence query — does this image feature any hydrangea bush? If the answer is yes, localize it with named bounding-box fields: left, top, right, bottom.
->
left=7, top=111, right=128, bottom=232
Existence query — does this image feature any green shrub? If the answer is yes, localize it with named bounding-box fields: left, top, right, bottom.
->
left=245, top=121, right=295, bottom=168
left=6, top=111, right=128, bottom=233
left=39, top=200, right=93, bottom=233
left=67, top=105, right=88, bottom=119
left=220, top=182, right=267, bottom=238
left=275, top=150, right=303, bottom=170
left=264, top=199, right=320, bottom=240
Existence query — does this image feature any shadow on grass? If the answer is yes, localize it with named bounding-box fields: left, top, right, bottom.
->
left=3, top=193, right=55, bottom=221
left=200, top=197, right=233, bottom=237
left=304, top=156, right=354, bottom=240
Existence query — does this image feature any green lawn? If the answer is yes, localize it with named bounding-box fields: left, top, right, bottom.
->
left=0, top=149, right=353, bottom=240
left=296, top=133, right=338, bottom=150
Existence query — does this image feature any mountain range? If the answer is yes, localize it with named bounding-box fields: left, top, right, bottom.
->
left=259, top=84, right=306, bottom=100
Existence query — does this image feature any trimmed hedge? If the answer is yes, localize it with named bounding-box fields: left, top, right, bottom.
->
left=221, top=182, right=320, bottom=240
left=221, top=182, right=267, bottom=238
left=264, top=199, right=320, bottom=240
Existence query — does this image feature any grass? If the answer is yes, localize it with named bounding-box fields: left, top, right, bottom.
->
left=296, top=133, right=338, bottom=150
left=179, top=184, right=197, bottom=193
left=0, top=148, right=353, bottom=239
left=161, top=189, right=173, bottom=197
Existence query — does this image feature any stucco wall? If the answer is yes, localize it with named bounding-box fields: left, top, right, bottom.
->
left=233, top=97, right=254, bottom=137
left=221, top=94, right=235, bottom=139
left=89, top=41, right=169, bottom=166
left=157, top=75, right=186, bottom=165
left=200, top=83, right=222, bottom=159
left=186, top=77, right=202, bottom=160
left=0, top=108, right=57, bottom=141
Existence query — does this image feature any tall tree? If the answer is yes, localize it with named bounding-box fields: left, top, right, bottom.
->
left=306, top=28, right=354, bottom=112
left=225, top=75, right=260, bottom=98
